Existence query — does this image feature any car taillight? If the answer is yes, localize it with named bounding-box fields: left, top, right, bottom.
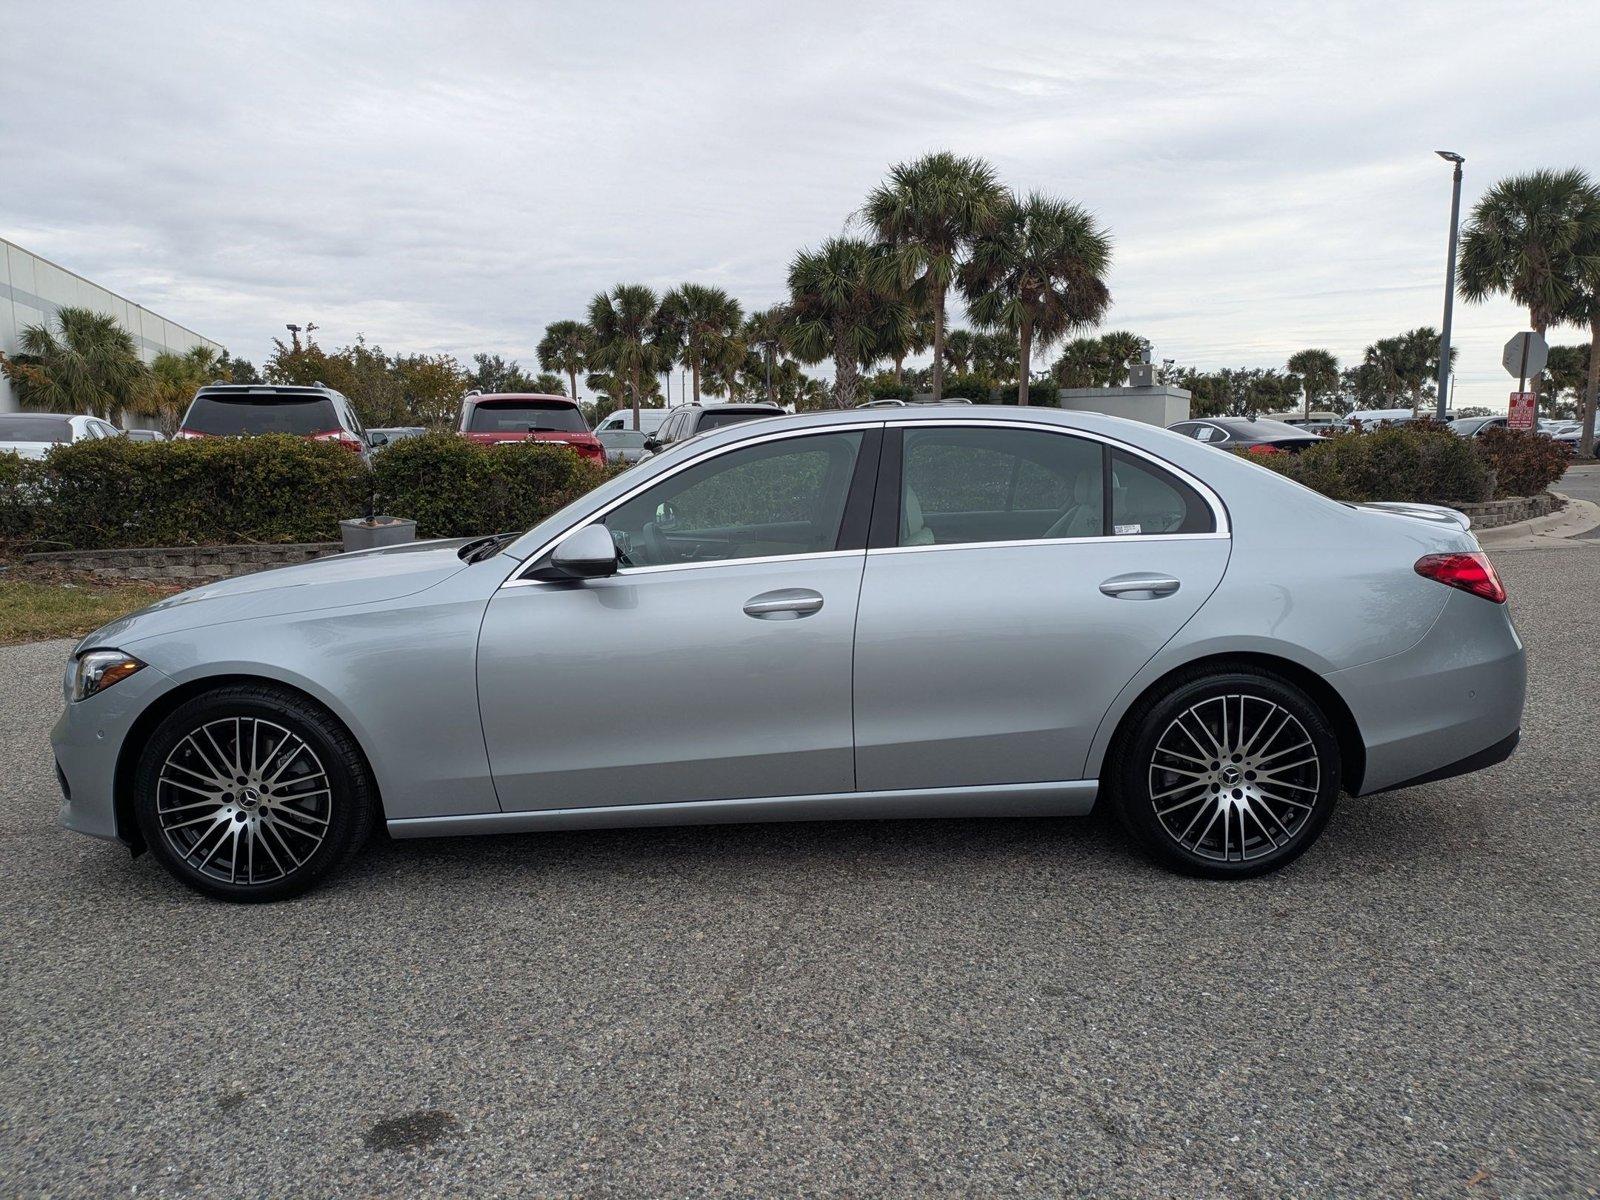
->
left=312, top=429, right=364, bottom=451
left=1414, top=552, right=1506, bottom=604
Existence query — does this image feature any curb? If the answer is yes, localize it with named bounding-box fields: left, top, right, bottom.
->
left=1478, top=492, right=1600, bottom=550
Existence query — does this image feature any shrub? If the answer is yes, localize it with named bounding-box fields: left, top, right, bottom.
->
left=371, top=432, right=612, bottom=539
left=3, top=435, right=369, bottom=551
left=1242, top=423, right=1491, bottom=505
left=1473, top=426, right=1568, bottom=497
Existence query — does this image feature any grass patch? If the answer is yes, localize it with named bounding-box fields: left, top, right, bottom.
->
left=0, top=574, right=175, bottom=645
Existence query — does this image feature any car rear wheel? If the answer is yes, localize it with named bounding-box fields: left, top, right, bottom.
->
left=1112, top=668, right=1340, bottom=878
left=133, top=685, right=376, bottom=902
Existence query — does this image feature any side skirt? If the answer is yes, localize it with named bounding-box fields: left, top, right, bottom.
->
left=387, top=779, right=1099, bottom=839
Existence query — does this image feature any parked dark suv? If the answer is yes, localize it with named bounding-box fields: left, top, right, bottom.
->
left=177, top=384, right=371, bottom=455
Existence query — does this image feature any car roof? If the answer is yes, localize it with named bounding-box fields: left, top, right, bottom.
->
left=463, top=392, right=576, bottom=405
left=1192, top=417, right=1314, bottom=439
left=193, top=383, right=345, bottom=402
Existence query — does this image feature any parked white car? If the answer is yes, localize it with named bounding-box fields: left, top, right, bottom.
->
left=0, top=413, right=121, bottom=459
left=595, top=407, right=669, bottom=435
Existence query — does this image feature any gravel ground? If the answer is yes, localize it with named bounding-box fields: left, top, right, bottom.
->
left=1, top=550, right=1596, bottom=1198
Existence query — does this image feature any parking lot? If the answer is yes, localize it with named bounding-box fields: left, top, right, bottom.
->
left=0, top=544, right=1595, bottom=1198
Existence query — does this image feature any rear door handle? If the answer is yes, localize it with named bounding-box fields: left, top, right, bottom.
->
left=1099, top=574, right=1181, bottom=599
left=743, top=588, right=825, bottom=619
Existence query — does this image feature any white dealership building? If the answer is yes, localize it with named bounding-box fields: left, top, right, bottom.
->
left=0, top=236, right=223, bottom=413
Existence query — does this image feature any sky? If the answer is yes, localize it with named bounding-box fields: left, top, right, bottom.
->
left=3, top=0, right=1598, bottom=412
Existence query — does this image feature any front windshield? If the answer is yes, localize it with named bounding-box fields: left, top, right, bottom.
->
left=467, top=402, right=587, bottom=433
left=0, top=415, right=72, bottom=442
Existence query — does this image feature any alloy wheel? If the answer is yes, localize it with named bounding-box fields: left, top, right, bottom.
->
left=1147, top=693, right=1321, bottom=863
left=155, top=717, right=332, bottom=885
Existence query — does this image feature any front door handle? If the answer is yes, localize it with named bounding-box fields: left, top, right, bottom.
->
left=743, top=588, right=824, bottom=619
left=1099, top=573, right=1181, bottom=599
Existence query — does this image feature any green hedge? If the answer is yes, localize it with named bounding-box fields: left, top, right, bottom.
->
left=3, top=435, right=369, bottom=551
left=371, top=432, right=612, bottom=539
left=1235, top=423, right=1493, bottom=504
left=1474, top=426, right=1569, bottom=497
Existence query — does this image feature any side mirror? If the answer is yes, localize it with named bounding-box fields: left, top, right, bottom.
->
left=540, top=524, right=618, bottom=580
left=368, top=431, right=389, bottom=447
left=643, top=436, right=663, bottom=453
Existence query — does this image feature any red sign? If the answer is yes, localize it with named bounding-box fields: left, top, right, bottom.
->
left=1508, top=391, right=1536, bottom=431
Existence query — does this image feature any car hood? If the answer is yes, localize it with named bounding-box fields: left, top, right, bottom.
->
left=0, top=441, right=54, bottom=459
left=77, top=538, right=478, bottom=651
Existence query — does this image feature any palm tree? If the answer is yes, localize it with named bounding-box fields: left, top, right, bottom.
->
left=0, top=306, right=149, bottom=419
left=536, top=320, right=594, bottom=404
left=1286, top=349, right=1340, bottom=419
left=960, top=192, right=1112, bottom=405
left=1564, top=278, right=1600, bottom=457
left=1093, top=331, right=1146, bottom=386
left=881, top=309, right=932, bottom=391
left=1459, top=168, right=1600, bottom=411
left=942, top=328, right=975, bottom=377
left=1362, top=328, right=1447, bottom=416
left=587, top=285, right=662, bottom=431
left=742, top=306, right=789, bottom=405
left=142, top=346, right=229, bottom=433
left=785, top=238, right=909, bottom=409
left=656, top=284, right=743, bottom=407
left=861, top=152, right=1008, bottom=402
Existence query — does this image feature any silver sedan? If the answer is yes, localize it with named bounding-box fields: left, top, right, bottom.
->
left=53, top=407, right=1525, bottom=900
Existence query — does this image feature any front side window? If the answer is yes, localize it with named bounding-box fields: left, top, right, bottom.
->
left=898, top=427, right=1104, bottom=547
left=603, top=431, right=863, bottom=568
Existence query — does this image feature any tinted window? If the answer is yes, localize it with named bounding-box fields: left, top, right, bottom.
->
left=899, top=427, right=1104, bottom=547
left=1110, top=449, right=1215, bottom=535
left=598, top=430, right=647, bottom=448
left=466, top=401, right=586, bottom=433
left=604, top=432, right=862, bottom=567
left=183, top=396, right=339, bottom=436
left=0, top=415, right=72, bottom=442
left=696, top=408, right=779, bottom=432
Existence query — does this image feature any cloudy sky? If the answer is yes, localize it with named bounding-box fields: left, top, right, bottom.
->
left=4, top=0, right=1598, bottom=410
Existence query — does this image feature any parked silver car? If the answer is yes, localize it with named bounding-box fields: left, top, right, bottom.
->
left=53, top=407, right=1525, bottom=900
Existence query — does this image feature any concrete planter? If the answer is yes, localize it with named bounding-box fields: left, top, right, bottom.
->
left=339, top=517, right=417, bottom=552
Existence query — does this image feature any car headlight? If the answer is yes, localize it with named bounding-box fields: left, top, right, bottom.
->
left=68, top=650, right=145, bottom=703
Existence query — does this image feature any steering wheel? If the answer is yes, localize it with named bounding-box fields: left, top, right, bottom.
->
left=641, top=520, right=671, bottom=566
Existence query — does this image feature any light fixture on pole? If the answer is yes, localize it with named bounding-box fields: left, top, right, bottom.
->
left=1435, top=150, right=1465, bottom=420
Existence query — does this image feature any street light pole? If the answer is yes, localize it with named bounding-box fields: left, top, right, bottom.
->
left=1435, top=150, right=1465, bottom=420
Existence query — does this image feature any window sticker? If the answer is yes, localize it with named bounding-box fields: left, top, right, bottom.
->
left=1114, top=523, right=1143, bottom=535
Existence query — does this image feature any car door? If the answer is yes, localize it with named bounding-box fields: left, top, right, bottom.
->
left=478, top=425, right=880, bottom=812
left=852, top=421, right=1230, bottom=792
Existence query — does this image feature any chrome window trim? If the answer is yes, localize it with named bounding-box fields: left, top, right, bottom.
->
left=500, top=422, right=884, bottom=589
left=892, top=416, right=1231, bottom=539
left=868, top=531, right=1230, bottom=557
left=499, top=415, right=1229, bottom=590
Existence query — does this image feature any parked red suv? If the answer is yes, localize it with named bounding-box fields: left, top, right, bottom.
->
left=458, top=393, right=604, bottom=464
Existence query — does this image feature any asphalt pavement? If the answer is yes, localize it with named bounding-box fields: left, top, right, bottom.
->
left=1, top=546, right=1596, bottom=1198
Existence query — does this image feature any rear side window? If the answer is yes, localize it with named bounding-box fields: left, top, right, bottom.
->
left=182, top=396, right=339, bottom=436
left=696, top=408, right=778, bottom=433
left=899, top=427, right=1104, bottom=547
left=1110, top=449, right=1215, bottom=535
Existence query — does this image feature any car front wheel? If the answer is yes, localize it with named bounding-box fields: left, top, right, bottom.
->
left=133, top=684, right=376, bottom=901
left=1112, top=668, right=1341, bottom=878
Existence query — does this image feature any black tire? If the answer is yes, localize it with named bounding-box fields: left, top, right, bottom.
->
left=133, top=684, right=376, bottom=902
left=1109, top=667, right=1340, bottom=879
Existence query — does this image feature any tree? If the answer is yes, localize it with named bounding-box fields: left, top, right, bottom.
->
left=881, top=308, right=932, bottom=390
left=942, top=329, right=974, bottom=376
left=1539, top=344, right=1589, bottom=420
left=656, top=284, right=743, bottom=407
left=142, top=346, right=229, bottom=432
left=1361, top=327, right=1447, bottom=416
left=536, top=320, right=595, bottom=405
left=1286, top=349, right=1339, bottom=419
left=0, top=306, right=148, bottom=419
left=742, top=306, right=789, bottom=405
left=394, top=353, right=470, bottom=427
left=587, top=285, right=663, bottom=430
left=1459, top=168, right=1600, bottom=417
left=468, top=352, right=544, bottom=395
left=861, top=151, right=1008, bottom=402
left=960, top=192, right=1112, bottom=405
left=1560, top=215, right=1600, bottom=456
left=785, top=238, right=909, bottom=409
